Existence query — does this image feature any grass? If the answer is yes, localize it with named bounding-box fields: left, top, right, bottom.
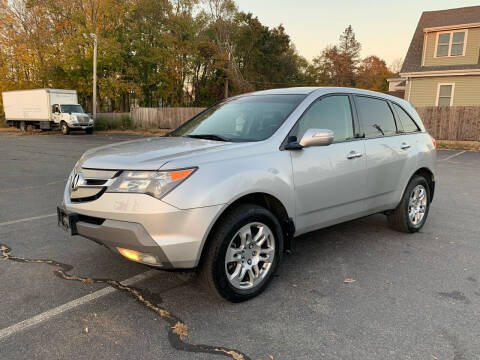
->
left=437, top=140, right=480, bottom=151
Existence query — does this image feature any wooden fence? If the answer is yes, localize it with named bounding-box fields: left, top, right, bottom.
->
left=127, top=106, right=480, bottom=142
left=131, top=107, right=205, bottom=129
left=96, top=112, right=130, bottom=121
left=417, top=106, right=480, bottom=142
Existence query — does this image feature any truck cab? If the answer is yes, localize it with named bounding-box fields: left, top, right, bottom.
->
left=52, top=103, right=94, bottom=135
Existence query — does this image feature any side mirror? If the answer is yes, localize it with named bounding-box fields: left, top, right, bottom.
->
left=299, top=129, right=334, bottom=147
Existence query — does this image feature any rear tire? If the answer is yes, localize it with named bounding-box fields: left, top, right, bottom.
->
left=387, top=175, right=431, bottom=233
left=61, top=122, right=70, bottom=135
left=198, top=204, right=284, bottom=302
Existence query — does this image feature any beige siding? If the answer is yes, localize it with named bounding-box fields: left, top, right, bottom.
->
left=424, top=27, right=480, bottom=66
left=405, top=75, right=480, bottom=106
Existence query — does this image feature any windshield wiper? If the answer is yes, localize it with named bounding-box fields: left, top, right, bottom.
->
left=373, top=124, right=385, bottom=136
left=186, top=134, right=231, bottom=142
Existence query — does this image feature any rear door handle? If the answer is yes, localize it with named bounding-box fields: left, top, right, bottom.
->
left=347, top=151, right=363, bottom=159
left=401, top=143, right=411, bottom=150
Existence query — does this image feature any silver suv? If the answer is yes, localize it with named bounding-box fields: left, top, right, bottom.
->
left=58, top=87, right=436, bottom=302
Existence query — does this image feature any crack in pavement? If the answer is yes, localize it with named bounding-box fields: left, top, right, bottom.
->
left=0, top=243, right=250, bottom=360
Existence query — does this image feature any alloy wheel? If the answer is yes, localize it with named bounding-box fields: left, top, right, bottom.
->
left=408, top=184, right=427, bottom=225
left=224, top=222, right=275, bottom=290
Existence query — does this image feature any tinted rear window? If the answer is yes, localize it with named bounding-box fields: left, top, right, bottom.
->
left=355, top=96, right=397, bottom=138
left=392, top=103, right=419, bottom=133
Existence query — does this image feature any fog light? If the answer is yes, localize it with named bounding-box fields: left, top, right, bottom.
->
left=116, top=247, right=160, bottom=266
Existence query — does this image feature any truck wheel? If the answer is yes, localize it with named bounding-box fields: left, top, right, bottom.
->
left=86, top=128, right=94, bottom=135
left=387, top=175, right=431, bottom=233
left=198, top=204, right=284, bottom=302
left=61, top=122, right=70, bottom=135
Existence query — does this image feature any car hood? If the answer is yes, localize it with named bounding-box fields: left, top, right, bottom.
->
left=78, top=136, right=231, bottom=170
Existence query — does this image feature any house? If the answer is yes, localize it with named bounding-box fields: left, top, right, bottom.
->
left=385, top=74, right=406, bottom=99
left=387, top=74, right=406, bottom=92
left=400, top=6, right=480, bottom=106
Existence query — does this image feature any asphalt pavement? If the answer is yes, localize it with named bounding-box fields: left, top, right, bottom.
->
left=0, top=131, right=479, bottom=360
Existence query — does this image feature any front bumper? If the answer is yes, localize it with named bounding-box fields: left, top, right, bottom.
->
left=70, top=123, right=93, bottom=129
left=62, top=189, right=223, bottom=269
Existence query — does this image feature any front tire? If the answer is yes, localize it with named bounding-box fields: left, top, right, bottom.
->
left=199, top=204, right=284, bottom=302
left=61, top=122, right=70, bottom=135
left=387, top=175, right=431, bottom=233
left=86, top=128, right=94, bottom=135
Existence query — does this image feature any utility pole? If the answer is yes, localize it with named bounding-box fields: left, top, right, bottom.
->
left=224, top=51, right=230, bottom=99
left=92, top=33, right=97, bottom=120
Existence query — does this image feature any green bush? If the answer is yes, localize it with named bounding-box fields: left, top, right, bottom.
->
left=94, top=114, right=133, bottom=131
left=120, top=115, right=133, bottom=129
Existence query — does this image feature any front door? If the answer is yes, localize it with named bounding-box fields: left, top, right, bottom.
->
left=290, top=95, right=367, bottom=235
left=52, top=104, right=62, bottom=124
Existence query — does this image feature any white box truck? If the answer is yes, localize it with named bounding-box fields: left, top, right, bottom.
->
left=2, top=89, right=94, bottom=135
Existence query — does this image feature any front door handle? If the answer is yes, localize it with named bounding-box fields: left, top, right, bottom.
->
left=401, top=143, right=411, bottom=150
left=347, top=151, right=363, bottom=159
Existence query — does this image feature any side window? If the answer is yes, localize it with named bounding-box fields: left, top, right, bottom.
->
left=392, top=103, right=419, bottom=133
left=355, top=96, right=397, bottom=138
left=296, top=95, right=354, bottom=143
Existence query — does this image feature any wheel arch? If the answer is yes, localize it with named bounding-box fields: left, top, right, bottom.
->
left=399, top=167, right=435, bottom=203
left=196, top=192, right=294, bottom=268
left=412, top=167, right=435, bottom=201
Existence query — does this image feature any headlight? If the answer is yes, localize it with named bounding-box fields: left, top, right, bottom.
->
left=106, top=168, right=196, bottom=199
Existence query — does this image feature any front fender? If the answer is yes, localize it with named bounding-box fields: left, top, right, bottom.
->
left=161, top=150, right=295, bottom=218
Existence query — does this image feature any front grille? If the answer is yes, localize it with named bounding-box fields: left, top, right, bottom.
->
left=69, top=168, right=119, bottom=202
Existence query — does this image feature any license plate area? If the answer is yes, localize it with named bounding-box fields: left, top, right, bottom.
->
left=57, top=206, right=79, bottom=235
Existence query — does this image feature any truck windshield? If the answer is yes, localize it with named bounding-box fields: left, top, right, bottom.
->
left=169, top=94, right=306, bottom=142
left=61, top=104, right=84, bottom=113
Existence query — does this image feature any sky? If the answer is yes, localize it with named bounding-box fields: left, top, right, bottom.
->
left=235, top=0, right=478, bottom=67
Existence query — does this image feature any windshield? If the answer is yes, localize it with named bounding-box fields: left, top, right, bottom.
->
left=170, top=94, right=306, bottom=142
left=61, top=104, right=84, bottom=113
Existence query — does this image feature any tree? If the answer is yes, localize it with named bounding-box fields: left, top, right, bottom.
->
left=356, top=55, right=392, bottom=91
left=337, top=25, right=361, bottom=86
left=0, top=2, right=395, bottom=113
left=311, top=25, right=361, bottom=86
left=230, top=12, right=314, bottom=91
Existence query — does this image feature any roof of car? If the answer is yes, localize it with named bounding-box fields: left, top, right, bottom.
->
left=248, top=87, right=409, bottom=104
left=249, top=87, right=319, bottom=95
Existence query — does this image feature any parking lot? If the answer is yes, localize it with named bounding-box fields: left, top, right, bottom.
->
left=0, top=131, right=479, bottom=360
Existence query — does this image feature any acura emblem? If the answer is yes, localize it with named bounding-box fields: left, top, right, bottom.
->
left=71, top=173, right=84, bottom=191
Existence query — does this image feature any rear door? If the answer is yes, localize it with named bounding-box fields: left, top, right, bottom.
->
left=354, top=95, right=416, bottom=213
left=290, top=94, right=367, bottom=234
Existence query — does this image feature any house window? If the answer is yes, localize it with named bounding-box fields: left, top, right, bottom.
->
left=436, top=84, right=454, bottom=107
left=435, top=31, right=466, bottom=57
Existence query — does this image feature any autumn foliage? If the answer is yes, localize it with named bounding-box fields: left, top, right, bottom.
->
left=0, top=0, right=395, bottom=114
